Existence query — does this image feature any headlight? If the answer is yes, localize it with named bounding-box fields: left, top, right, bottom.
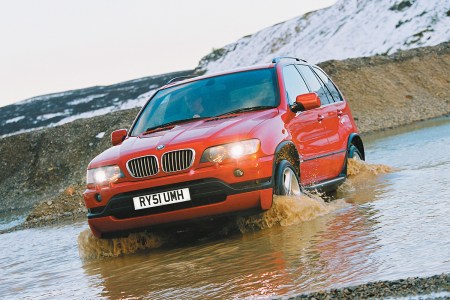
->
left=87, top=165, right=124, bottom=185
left=201, top=139, right=260, bottom=163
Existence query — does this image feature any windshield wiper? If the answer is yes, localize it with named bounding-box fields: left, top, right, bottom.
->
left=144, top=117, right=209, bottom=134
left=142, top=106, right=275, bottom=134
left=217, top=106, right=276, bottom=117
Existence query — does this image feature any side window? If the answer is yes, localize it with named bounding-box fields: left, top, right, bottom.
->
left=313, top=67, right=343, bottom=102
left=282, top=65, right=310, bottom=105
left=296, top=64, right=333, bottom=105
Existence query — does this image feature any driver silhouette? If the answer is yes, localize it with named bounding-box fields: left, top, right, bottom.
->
left=187, top=94, right=205, bottom=118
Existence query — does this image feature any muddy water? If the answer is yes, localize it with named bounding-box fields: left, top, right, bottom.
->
left=1, top=117, right=450, bottom=299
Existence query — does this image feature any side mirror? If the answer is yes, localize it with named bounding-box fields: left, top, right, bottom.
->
left=292, top=92, right=321, bottom=112
left=111, top=129, right=128, bottom=146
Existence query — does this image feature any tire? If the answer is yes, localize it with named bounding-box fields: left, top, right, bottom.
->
left=274, top=160, right=301, bottom=196
left=348, top=144, right=363, bottom=160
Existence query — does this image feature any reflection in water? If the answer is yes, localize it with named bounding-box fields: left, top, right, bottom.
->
left=79, top=204, right=382, bottom=299
left=312, top=205, right=381, bottom=287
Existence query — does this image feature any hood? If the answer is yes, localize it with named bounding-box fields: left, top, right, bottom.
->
left=89, top=109, right=278, bottom=168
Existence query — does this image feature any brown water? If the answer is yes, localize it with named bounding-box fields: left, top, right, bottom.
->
left=1, top=117, right=450, bottom=299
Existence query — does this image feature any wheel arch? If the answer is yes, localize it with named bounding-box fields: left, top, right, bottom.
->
left=272, top=141, right=301, bottom=180
left=347, top=133, right=365, bottom=160
left=338, top=133, right=365, bottom=178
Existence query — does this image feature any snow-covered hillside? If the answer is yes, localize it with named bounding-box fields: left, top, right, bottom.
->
left=0, top=70, right=193, bottom=137
left=198, top=0, right=450, bottom=73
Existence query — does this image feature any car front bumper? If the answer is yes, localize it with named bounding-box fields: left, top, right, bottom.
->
left=84, top=155, right=274, bottom=238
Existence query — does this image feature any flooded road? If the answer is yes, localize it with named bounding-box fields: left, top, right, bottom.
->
left=1, top=117, right=450, bottom=299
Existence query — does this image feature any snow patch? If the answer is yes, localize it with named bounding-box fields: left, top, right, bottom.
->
left=118, top=90, right=156, bottom=110
left=67, top=94, right=106, bottom=106
left=1, top=126, right=46, bottom=139
left=36, top=110, right=71, bottom=121
left=96, top=132, right=106, bottom=139
left=4, top=116, right=25, bottom=124
left=51, top=106, right=116, bottom=127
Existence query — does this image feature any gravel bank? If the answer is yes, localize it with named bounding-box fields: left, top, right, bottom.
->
left=280, top=273, right=450, bottom=300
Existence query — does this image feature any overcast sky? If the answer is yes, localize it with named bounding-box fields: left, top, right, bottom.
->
left=0, top=0, right=336, bottom=107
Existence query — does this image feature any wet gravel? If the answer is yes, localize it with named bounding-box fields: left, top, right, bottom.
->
left=280, top=274, right=449, bottom=300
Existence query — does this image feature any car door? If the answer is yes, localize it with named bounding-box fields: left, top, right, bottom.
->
left=312, top=66, right=349, bottom=158
left=282, top=64, right=330, bottom=185
left=295, top=64, right=344, bottom=180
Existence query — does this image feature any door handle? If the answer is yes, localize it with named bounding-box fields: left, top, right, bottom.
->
left=337, top=110, right=343, bottom=117
left=317, top=115, right=324, bottom=122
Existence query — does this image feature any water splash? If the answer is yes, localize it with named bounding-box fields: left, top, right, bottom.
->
left=347, top=158, right=393, bottom=178
left=78, top=229, right=168, bottom=259
left=78, top=159, right=392, bottom=259
left=237, top=195, right=347, bottom=233
left=339, top=159, right=393, bottom=194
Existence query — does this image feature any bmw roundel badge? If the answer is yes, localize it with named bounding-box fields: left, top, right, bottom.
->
left=156, top=145, right=165, bottom=150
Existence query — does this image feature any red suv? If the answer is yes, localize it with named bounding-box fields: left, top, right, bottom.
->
left=84, top=57, right=364, bottom=238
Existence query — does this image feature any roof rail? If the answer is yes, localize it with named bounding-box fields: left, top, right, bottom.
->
left=166, top=75, right=198, bottom=85
left=271, top=56, right=307, bottom=63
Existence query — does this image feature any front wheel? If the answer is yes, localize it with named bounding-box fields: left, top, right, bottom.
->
left=274, top=160, right=301, bottom=196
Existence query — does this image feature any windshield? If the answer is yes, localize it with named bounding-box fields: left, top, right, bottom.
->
left=130, top=68, right=279, bottom=136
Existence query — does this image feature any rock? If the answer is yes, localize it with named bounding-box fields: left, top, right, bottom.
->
left=290, top=274, right=449, bottom=299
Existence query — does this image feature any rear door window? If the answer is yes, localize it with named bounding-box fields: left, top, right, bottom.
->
left=313, top=67, right=343, bottom=102
left=296, top=64, right=333, bottom=105
left=282, top=65, right=310, bottom=105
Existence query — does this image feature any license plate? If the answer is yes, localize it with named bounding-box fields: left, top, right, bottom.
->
left=133, top=188, right=191, bottom=210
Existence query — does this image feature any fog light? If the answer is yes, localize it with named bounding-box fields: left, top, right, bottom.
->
left=234, top=169, right=244, bottom=177
left=95, top=194, right=102, bottom=202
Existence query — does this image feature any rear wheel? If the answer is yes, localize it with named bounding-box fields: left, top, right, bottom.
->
left=274, top=160, right=301, bottom=196
left=348, top=144, right=363, bottom=160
